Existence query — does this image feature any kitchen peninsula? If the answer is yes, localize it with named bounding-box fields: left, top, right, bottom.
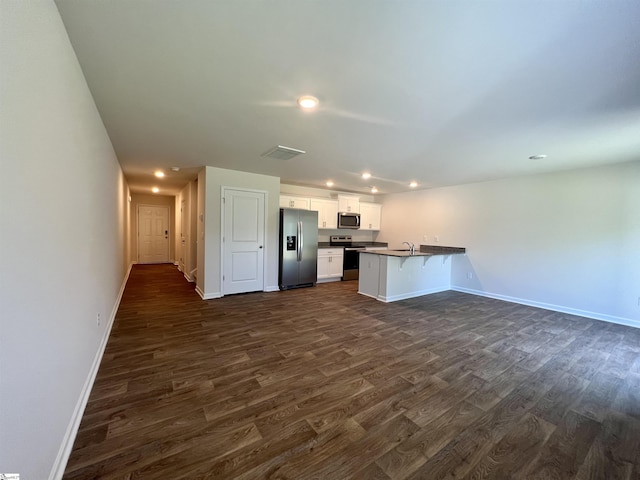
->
left=359, top=245, right=466, bottom=302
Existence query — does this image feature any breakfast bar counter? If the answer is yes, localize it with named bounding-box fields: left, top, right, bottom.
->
left=358, top=245, right=466, bottom=302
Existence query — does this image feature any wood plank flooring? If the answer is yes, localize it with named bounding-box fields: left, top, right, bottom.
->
left=64, top=264, right=640, bottom=479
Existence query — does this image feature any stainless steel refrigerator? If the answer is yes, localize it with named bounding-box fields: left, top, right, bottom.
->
left=279, top=208, right=318, bottom=290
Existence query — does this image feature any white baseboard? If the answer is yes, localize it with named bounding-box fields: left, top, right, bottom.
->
left=317, top=277, right=341, bottom=284
left=49, top=262, right=133, bottom=480
left=264, top=285, right=280, bottom=292
left=357, top=290, right=379, bottom=301
left=195, top=285, right=222, bottom=300
left=452, top=286, right=640, bottom=329
left=378, top=286, right=450, bottom=303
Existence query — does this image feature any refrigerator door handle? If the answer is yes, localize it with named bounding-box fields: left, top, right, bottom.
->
left=297, top=220, right=303, bottom=261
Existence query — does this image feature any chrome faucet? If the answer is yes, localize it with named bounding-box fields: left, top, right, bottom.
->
left=403, top=241, right=415, bottom=255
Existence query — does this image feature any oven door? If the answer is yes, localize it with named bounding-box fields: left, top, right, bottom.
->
left=342, top=248, right=360, bottom=280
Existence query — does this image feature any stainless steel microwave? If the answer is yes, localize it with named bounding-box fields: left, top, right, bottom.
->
left=338, top=212, right=360, bottom=229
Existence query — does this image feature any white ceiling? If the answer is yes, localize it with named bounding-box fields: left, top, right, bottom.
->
left=54, top=0, right=640, bottom=196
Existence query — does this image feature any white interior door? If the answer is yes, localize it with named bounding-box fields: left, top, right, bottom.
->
left=138, top=205, right=170, bottom=263
left=222, top=188, right=265, bottom=295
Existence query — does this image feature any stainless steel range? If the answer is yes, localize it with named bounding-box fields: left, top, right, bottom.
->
left=330, top=235, right=360, bottom=281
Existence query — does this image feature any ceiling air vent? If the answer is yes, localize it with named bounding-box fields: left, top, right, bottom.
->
left=261, top=145, right=306, bottom=160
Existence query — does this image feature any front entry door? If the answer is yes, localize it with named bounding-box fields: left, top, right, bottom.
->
left=222, top=188, right=265, bottom=295
left=138, top=205, right=170, bottom=263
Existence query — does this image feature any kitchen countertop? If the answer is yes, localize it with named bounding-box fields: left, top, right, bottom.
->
left=361, top=250, right=432, bottom=257
left=359, top=244, right=466, bottom=257
left=318, top=241, right=388, bottom=248
left=359, top=245, right=464, bottom=302
left=419, top=245, right=466, bottom=254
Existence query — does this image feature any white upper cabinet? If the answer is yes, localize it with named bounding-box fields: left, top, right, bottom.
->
left=338, top=195, right=360, bottom=213
left=360, top=202, right=382, bottom=230
left=281, top=193, right=374, bottom=229
left=309, top=198, right=338, bottom=229
left=279, top=195, right=310, bottom=210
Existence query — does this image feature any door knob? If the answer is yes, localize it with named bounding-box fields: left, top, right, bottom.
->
left=259, top=245, right=263, bottom=249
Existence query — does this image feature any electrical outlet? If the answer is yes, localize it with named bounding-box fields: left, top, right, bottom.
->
left=467, top=272, right=473, bottom=280
left=434, top=236, right=439, bottom=242
left=423, top=234, right=428, bottom=242
left=97, top=312, right=101, bottom=326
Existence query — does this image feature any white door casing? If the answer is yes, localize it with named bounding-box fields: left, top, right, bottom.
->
left=222, top=188, right=266, bottom=295
left=180, top=199, right=187, bottom=272
left=138, top=204, right=170, bottom=263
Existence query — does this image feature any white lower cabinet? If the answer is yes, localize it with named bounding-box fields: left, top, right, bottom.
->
left=317, top=248, right=344, bottom=282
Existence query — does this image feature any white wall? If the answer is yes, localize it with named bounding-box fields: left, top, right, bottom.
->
left=197, top=166, right=280, bottom=298
left=176, top=180, right=198, bottom=280
left=0, top=2, right=129, bottom=478
left=197, top=168, right=207, bottom=295
left=378, top=162, right=640, bottom=326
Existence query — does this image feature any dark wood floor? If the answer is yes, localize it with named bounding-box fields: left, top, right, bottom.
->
left=64, top=264, right=640, bottom=479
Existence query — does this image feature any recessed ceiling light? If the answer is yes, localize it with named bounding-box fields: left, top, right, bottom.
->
left=152, top=187, right=160, bottom=193
left=529, top=154, right=548, bottom=160
left=326, top=180, right=334, bottom=187
left=170, top=166, right=180, bottom=172
left=371, top=187, right=378, bottom=193
left=362, top=172, right=372, bottom=180
left=409, top=181, right=418, bottom=188
left=154, top=171, right=165, bottom=178
left=297, top=95, right=319, bottom=109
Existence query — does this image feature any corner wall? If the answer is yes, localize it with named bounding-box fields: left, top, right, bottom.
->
left=377, top=162, right=640, bottom=326
left=176, top=180, right=198, bottom=280
left=0, top=2, right=129, bottom=478
left=197, top=166, right=280, bottom=298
